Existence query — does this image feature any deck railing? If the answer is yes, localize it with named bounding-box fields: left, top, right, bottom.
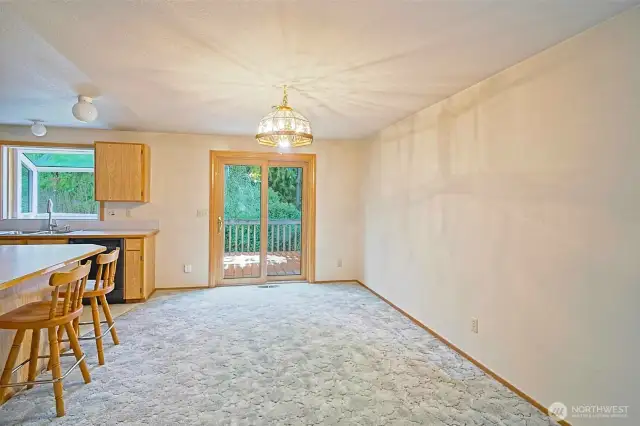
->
left=224, top=219, right=301, bottom=253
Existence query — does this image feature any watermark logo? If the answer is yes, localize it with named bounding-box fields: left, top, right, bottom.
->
left=548, top=401, right=629, bottom=421
left=548, top=402, right=568, bottom=421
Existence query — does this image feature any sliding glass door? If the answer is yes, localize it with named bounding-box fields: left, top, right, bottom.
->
left=211, top=153, right=314, bottom=286
left=222, top=163, right=263, bottom=280
left=267, top=166, right=303, bottom=277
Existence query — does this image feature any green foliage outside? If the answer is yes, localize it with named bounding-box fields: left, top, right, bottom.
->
left=224, top=165, right=302, bottom=252
left=37, top=172, right=99, bottom=214
left=21, top=165, right=31, bottom=213
left=20, top=152, right=98, bottom=215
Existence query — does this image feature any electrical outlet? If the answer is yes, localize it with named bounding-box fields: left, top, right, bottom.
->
left=107, top=209, right=116, bottom=217
left=471, top=317, right=479, bottom=334
left=126, top=209, right=132, bottom=218
left=183, top=264, right=192, bottom=273
left=196, top=209, right=209, bottom=218
left=337, top=258, right=343, bottom=268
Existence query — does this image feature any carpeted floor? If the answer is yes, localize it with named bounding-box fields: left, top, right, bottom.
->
left=0, top=284, right=556, bottom=425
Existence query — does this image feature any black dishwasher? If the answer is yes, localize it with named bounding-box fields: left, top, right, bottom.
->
left=69, top=238, right=125, bottom=304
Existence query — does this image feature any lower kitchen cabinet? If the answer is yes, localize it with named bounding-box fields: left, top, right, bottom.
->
left=0, top=234, right=157, bottom=302
left=0, top=239, right=26, bottom=245
left=27, top=239, right=69, bottom=245
left=125, top=249, right=142, bottom=299
left=124, top=237, right=156, bottom=301
left=0, top=239, right=68, bottom=245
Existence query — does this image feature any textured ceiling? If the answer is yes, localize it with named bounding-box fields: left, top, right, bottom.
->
left=0, top=1, right=638, bottom=139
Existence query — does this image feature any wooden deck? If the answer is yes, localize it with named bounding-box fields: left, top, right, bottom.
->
left=223, top=251, right=301, bottom=279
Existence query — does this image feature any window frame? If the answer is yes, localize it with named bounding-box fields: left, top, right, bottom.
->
left=1, top=143, right=100, bottom=220
left=16, top=151, right=38, bottom=216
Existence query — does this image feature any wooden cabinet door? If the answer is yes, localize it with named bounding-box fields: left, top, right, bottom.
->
left=26, top=239, right=68, bottom=245
left=0, top=239, right=26, bottom=245
left=95, top=142, right=145, bottom=201
left=125, top=250, right=142, bottom=299
left=142, top=236, right=156, bottom=299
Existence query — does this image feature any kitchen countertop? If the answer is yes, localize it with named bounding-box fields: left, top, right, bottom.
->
left=0, top=229, right=159, bottom=239
left=0, top=244, right=106, bottom=290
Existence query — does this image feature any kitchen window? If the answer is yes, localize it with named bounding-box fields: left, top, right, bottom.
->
left=1, top=145, right=99, bottom=219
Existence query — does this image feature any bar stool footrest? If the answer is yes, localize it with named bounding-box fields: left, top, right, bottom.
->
left=62, top=320, right=115, bottom=342
left=0, top=354, right=86, bottom=388
left=10, top=352, right=76, bottom=375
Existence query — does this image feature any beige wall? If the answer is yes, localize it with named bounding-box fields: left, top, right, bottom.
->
left=1, top=5, right=638, bottom=421
left=0, top=126, right=365, bottom=288
left=362, top=7, right=639, bottom=425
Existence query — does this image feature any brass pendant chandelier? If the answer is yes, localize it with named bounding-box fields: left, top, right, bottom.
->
left=256, top=85, right=313, bottom=148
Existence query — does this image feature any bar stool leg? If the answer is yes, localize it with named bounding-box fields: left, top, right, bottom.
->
left=64, top=323, right=91, bottom=384
left=46, top=324, right=66, bottom=371
left=47, top=327, right=64, bottom=417
left=99, top=295, right=119, bottom=345
left=55, top=324, right=65, bottom=350
left=0, top=330, right=26, bottom=402
left=90, top=297, right=105, bottom=365
left=27, top=329, right=41, bottom=389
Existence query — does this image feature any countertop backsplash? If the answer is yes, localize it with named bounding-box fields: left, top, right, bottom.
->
left=0, top=219, right=159, bottom=232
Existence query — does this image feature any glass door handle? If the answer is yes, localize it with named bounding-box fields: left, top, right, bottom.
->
left=217, top=217, right=223, bottom=234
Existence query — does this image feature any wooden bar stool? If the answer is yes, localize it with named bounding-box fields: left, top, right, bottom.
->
left=0, top=262, right=92, bottom=417
left=72, top=248, right=120, bottom=365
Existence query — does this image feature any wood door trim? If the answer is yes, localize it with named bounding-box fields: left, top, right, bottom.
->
left=209, top=153, right=220, bottom=286
left=208, top=150, right=316, bottom=287
left=306, top=155, right=316, bottom=283
left=209, top=150, right=316, bottom=163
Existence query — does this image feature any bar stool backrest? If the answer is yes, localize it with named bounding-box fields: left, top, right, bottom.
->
left=49, top=261, right=92, bottom=320
left=95, top=248, right=120, bottom=291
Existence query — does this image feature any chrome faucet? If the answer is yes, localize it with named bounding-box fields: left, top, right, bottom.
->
left=46, top=199, right=57, bottom=231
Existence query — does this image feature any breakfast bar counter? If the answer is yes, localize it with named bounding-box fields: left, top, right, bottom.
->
left=0, top=230, right=158, bottom=240
left=0, top=244, right=105, bottom=291
left=0, top=244, right=104, bottom=404
left=0, top=231, right=158, bottom=303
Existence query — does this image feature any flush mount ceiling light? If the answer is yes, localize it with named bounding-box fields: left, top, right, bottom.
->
left=30, top=120, right=47, bottom=137
left=72, top=95, right=98, bottom=122
left=256, top=85, right=313, bottom=148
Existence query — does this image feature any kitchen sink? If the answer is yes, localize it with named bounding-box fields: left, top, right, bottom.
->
left=0, top=229, right=77, bottom=236
left=0, top=230, right=45, bottom=235
left=35, top=230, right=76, bottom=235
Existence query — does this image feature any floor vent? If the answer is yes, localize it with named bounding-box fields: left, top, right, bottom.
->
left=258, top=285, right=279, bottom=289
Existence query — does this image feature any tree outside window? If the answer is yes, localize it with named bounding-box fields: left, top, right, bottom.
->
left=15, top=148, right=98, bottom=219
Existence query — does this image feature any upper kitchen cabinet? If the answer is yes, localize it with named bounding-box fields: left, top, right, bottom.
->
left=95, top=142, right=151, bottom=202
